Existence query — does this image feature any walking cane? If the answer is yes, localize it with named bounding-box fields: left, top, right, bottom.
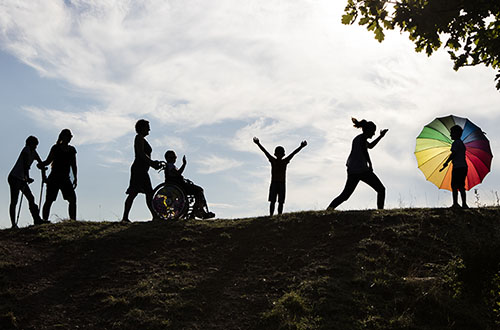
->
left=16, top=190, right=23, bottom=227
left=39, top=166, right=47, bottom=208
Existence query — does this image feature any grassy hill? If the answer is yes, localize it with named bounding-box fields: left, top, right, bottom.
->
left=1, top=208, right=500, bottom=330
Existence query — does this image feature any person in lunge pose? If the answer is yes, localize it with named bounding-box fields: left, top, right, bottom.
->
left=122, top=119, right=161, bottom=222
left=163, top=150, right=215, bottom=219
left=327, top=118, right=388, bottom=210
left=8, top=136, right=45, bottom=228
left=439, top=125, right=468, bottom=208
left=39, top=129, right=78, bottom=221
left=253, top=137, right=307, bottom=216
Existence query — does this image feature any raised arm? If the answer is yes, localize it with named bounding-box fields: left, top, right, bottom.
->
left=285, top=140, right=307, bottom=162
left=367, top=129, right=388, bottom=149
left=253, top=137, right=273, bottom=161
left=178, top=155, right=187, bottom=175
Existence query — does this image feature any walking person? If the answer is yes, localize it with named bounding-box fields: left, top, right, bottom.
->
left=8, top=136, right=45, bottom=228
left=39, top=129, right=78, bottom=221
left=439, top=125, right=469, bottom=208
left=121, top=119, right=161, bottom=222
left=328, top=118, right=388, bottom=210
left=253, top=137, right=307, bottom=216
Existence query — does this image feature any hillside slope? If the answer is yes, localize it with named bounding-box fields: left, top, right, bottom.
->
left=1, top=208, right=500, bottom=330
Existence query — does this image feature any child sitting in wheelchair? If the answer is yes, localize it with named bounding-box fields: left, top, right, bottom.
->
left=163, top=150, right=215, bottom=219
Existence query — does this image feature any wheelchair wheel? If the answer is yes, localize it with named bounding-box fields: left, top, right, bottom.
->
left=151, top=183, right=188, bottom=220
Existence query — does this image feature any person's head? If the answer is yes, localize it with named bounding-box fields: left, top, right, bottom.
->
left=352, top=117, right=376, bottom=138
left=450, top=125, right=463, bottom=140
left=135, top=119, right=150, bottom=136
left=164, top=150, right=177, bottom=164
left=57, top=129, right=73, bottom=145
left=274, top=146, right=285, bottom=159
left=25, top=135, right=39, bottom=150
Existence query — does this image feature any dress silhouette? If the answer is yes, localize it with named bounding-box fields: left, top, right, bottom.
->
left=122, top=119, right=160, bottom=222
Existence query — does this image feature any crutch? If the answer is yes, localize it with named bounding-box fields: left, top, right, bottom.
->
left=15, top=190, right=24, bottom=227
left=39, top=166, right=47, bottom=208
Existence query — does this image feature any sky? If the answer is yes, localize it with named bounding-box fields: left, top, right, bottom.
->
left=1, top=0, right=500, bottom=228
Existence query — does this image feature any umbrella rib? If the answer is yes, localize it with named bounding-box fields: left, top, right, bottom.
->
left=417, top=150, right=450, bottom=168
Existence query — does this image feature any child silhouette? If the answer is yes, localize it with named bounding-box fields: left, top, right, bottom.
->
left=164, top=150, right=215, bottom=219
left=328, top=118, right=388, bottom=210
left=253, top=137, right=307, bottom=216
left=439, top=125, right=468, bottom=208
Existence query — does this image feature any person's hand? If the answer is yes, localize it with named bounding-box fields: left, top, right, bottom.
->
left=380, top=129, right=389, bottom=137
left=37, top=162, right=45, bottom=169
left=253, top=137, right=259, bottom=144
left=301, top=140, right=307, bottom=148
left=182, top=155, right=187, bottom=165
left=439, top=164, right=447, bottom=172
left=151, top=160, right=160, bottom=170
left=73, top=178, right=78, bottom=189
left=26, top=177, right=34, bottom=184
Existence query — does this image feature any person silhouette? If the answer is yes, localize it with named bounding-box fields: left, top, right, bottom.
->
left=163, top=150, right=215, bottom=219
left=253, top=137, right=307, bottom=216
left=122, top=119, right=161, bottom=222
left=327, top=118, right=388, bottom=210
left=39, top=129, right=78, bottom=221
left=8, top=136, right=45, bottom=228
left=439, top=125, right=468, bottom=208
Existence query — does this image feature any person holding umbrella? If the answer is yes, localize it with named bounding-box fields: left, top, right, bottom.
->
left=439, top=125, right=469, bottom=208
left=8, top=136, right=46, bottom=228
left=327, top=118, right=388, bottom=210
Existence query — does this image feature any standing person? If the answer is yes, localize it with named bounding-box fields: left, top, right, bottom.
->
left=122, top=119, right=160, bottom=222
left=253, top=137, right=307, bottom=216
left=439, top=125, right=468, bottom=208
left=39, top=129, right=78, bottom=221
left=328, top=118, right=388, bottom=210
left=8, top=136, right=45, bottom=228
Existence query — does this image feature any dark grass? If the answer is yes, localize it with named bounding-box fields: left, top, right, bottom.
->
left=1, top=207, right=500, bottom=329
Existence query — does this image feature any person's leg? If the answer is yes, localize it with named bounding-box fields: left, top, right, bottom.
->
left=459, top=188, right=468, bottom=208
left=452, top=189, right=459, bottom=206
left=122, top=192, right=138, bottom=222
left=68, top=197, right=77, bottom=220
left=361, top=172, right=386, bottom=209
left=269, top=202, right=276, bottom=216
left=269, top=182, right=278, bottom=216
left=145, top=191, right=158, bottom=219
left=277, top=202, right=284, bottom=215
left=21, top=184, right=42, bottom=224
left=61, top=179, right=77, bottom=220
left=277, top=182, right=285, bottom=215
left=8, top=177, right=20, bottom=227
left=327, top=173, right=360, bottom=210
left=43, top=180, right=59, bottom=221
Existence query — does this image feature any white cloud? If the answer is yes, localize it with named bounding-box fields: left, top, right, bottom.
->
left=194, top=155, right=243, bottom=174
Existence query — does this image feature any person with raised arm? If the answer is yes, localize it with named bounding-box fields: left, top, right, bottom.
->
left=253, top=137, right=307, bottom=216
left=327, top=118, right=388, bottom=210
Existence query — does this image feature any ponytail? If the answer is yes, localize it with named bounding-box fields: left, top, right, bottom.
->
left=351, top=117, right=376, bottom=133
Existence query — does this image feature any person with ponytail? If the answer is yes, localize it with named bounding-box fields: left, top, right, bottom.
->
left=39, top=129, right=78, bottom=221
left=327, top=118, right=388, bottom=210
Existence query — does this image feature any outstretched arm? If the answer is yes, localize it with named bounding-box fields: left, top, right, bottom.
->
left=440, top=152, right=454, bottom=172
left=367, top=129, right=388, bottom=149
left=253, top=137, right=273, bottom=161
left=285, top=140, right=307, bottom=162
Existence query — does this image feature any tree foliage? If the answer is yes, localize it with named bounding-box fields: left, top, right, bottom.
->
left=342, top=0, right=500, bottom=90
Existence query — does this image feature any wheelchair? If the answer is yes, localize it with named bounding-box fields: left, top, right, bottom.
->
left=150, top=181, right=196, bottom=220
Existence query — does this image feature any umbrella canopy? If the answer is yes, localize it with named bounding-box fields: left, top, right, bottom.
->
left=415, top=115, right=493, bottom=191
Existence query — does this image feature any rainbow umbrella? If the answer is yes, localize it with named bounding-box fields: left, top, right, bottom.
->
left=415, top=115, right=492, bottom=191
